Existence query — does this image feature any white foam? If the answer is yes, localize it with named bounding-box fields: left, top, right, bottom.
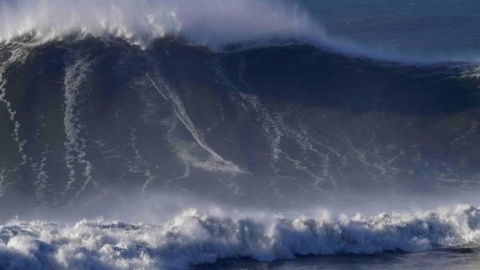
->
left=0, top=45, right=29, bottom=165
left=0, top=169, right=7, bottom=198
left=0, top=0, right=320, bottom=48
left=0, top=204, right=479, bottom=269
left=0, top=44, right=30, bottom=197
left=62, top=54, right=96, bottom=198
left=125, top=127, right=156, bottom=194
left=32, top=147, right=50, bottom=207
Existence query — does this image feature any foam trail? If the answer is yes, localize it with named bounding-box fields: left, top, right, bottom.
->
left=165, top=162, right=191, bottom=185
left=126, top=127, right=155, bottom=194
left=212, top=60, right=283, bottom=161
left=0, top=169, right=6, bottom=197
left=0, top=45, right=29, bottom=166
left=0, top=44, right=30, bottom=196
left=62, top=54, right=96, bottom=198
left=0, top=205, right=479, bottom=269
left=148, top=72, right=223, bottom=161
left=32, top=146, right=50, bottom=207
left=146, top=72, right=243, bottom=174
left=214, top=59, right=331, bottom=190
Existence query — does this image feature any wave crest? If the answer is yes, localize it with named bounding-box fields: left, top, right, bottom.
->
left=3, top=0, right=480, bottom=62
left=1, top=205, right=479, bottom=269
left=0, top=0, right=321, bottom=48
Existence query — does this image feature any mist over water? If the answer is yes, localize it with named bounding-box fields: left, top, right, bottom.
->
left=292, top=0, right=480, bottom=61
left=2, top=0, right=479, bottom=62
left=0, top=0, right=321, bottom=49
left=0, top=0, right=479, bottom=269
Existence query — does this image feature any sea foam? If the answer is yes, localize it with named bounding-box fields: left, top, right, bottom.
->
left=0, top=204, right=479, bottom=269
left=0, top=0, right=321, bottom=48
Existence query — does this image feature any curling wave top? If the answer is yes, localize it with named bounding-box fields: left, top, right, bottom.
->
left=0, top=0, right=322, bottom=48
left=3, top=0, right=480, bottom=62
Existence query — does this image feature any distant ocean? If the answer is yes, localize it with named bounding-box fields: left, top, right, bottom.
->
left=0, top=0, right=479, bottom=269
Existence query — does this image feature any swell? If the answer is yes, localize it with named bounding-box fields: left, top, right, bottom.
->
left=0, top=205, right=479, bottom=269
left=0, top=44, right=30, bottom=198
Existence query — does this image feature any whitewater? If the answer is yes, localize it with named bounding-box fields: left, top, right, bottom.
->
left=0, top=0, right=319, bottom=48
left=0, top=205, right=478, bottom=269
left=1, top=0, right=478, bottom=62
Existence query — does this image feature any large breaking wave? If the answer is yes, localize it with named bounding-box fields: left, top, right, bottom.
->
left=0, top=205, right=479, bottom=269
left=1, top=1, right=480, bottom=269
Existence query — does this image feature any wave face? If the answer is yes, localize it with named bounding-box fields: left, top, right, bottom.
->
left=0, top=35, right=480, bottom=218
left=0, top=205, right=479, bottom=269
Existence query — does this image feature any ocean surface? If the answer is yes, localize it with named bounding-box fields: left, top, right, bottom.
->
left=0, top=0, right=479, bottom=269
left=295, top=0, right=480, bottom=60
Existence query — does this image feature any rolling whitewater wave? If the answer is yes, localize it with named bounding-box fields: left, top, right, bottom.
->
left=0, top=204, right=479, bottom=269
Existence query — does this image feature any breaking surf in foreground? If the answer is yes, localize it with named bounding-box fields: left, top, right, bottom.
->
left=1, top=205, right=479, bottom=269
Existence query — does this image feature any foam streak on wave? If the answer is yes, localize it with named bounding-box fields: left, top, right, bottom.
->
left=0, top=0, right=318, bottom=49
left=32, top=146, right=50, bottom=207
left=0, top=46, right=28, bottom=164
left=146, top=72, right=243, bottom=174
left=62, top=54, right=96, bottom=198
left=0, top=44, right=30, bottom=196
left=0, top=205, right=479, bottom=269
left=213, top=59, right=334, bottom=191
left=127, top=127, right=155, bottom=194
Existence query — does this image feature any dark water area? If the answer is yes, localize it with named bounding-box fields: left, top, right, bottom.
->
left=197, top=248, right=480, bottom=270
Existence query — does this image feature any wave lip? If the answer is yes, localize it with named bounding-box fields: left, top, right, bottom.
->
left=0, top=204, right=479, bottom=269
left=3, top=0, right=480, bottom=63
left=0, top=0, right=320, bottom=48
